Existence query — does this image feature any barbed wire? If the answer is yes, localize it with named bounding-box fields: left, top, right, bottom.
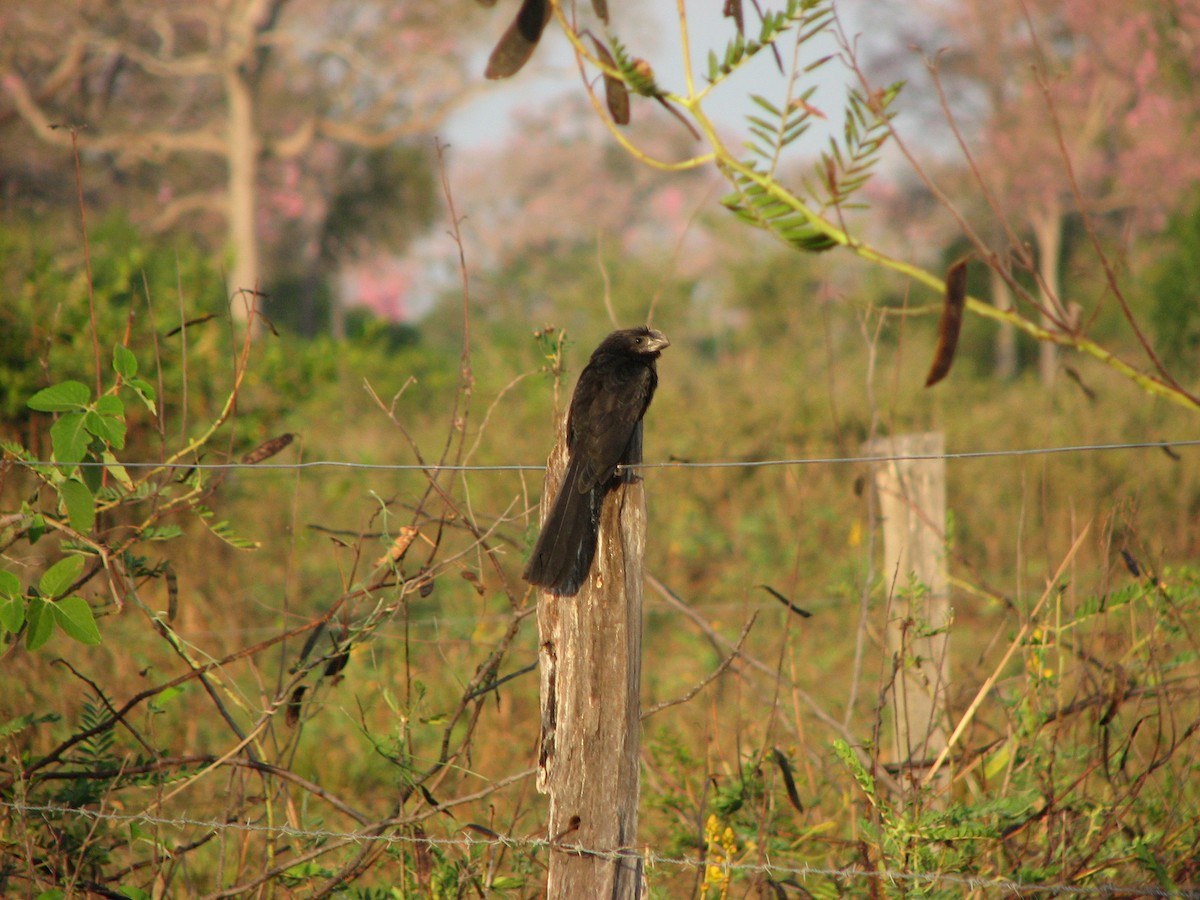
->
left=6, top=438, right=1197, bottom=474
left=4, top=801, right=1196, bottom=897
left=5, top=440, right=1197, bottom=895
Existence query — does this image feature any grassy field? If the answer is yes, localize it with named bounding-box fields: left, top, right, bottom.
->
left=2, top=235, right=1200, bottom=897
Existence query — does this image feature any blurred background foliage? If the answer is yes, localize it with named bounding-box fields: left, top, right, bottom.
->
left=2, top=0, right=1200, bottom=895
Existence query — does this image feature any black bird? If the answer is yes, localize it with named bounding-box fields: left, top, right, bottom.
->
left=524, top=326, right=670, bottom=596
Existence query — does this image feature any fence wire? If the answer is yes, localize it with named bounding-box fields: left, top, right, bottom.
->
left=6, top=440, right=1198, bottom=896
left=4, top=801, right=1196, bottom=898
left=8, top=437, right=1198, bottom=474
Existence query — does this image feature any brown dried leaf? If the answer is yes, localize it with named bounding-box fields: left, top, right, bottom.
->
left=789, top=96, right=827, bottom=119
left=723, top=0, right=744, bottom=34
left=772, top=747, right=805, bottom=813
left=324, top=647, right=350, bottom=680
left=241, top=433, right=294, bottom=465
left=924, top=258, right=968, bottom=387
left=164, top=562, right=178, bottom=623
left=374, top=525, right=419, bottom=568
left=484, top=0, right=552, bottom=79
left=163, top=312, right=218, bottom=338
left=1120, top=549, right=1141, bottom=577
left=413, top=825, right=432, bottom=885
left=1064, top=366, right=1097, bottom=401
left=590, top=37, right=630, bottom=125
left=285, top=685, right=307, bottom=727
left=823, top=154, right=838, bottom=194
left=757, top=584, right=812, bottom=618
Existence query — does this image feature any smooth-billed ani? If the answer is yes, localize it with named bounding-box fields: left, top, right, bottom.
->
left=524, top=326, right=670, bottom=596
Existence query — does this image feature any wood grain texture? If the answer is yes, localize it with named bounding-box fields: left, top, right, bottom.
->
left=536, top=412, right=645, bottom=899
left=862, top=432, right=950, bottom=786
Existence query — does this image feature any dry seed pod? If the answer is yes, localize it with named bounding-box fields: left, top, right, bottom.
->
left=590, top=37, right=630, bottom=125
left=241, top=433, right=294, bottom=465
left=924, top=258, right=968, bottom=388
left=485, top=0, right=552, bottom=79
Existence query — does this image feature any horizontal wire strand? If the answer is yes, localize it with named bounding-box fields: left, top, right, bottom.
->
left=6, top=438, right=1197, bottom=473
left=4, top=801, right=1194, bottom=897
left=5, top=443, right=1196, bottom=895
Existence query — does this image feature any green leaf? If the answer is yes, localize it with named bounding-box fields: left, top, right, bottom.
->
left=489, top=877, right=526, bottom=890
left=127, top=377, right=158, bottom=415
left=0, top=570, right=20, bottom=600
left=143, top=524, right=183, bottom=541
left=28, top=380, right=91, bottom=412
left=102, top=450, right=134, bottom=491
left=1, top=439, right=34, bottom=460
left=113, top=344, right=138, bottom=379
left=0, top=712, right=59, bottom=739
left=983, top=739, right=1013, bottom=781
left=25, top=597, right=55, bottom=650
left=51, top=412, right=91, bottom=465
left=59, top=478, right=96, bottom=534
left=148, top=684, right=185, bottom=712
left=750, top=94, right=782, bottom=117
left=207, top=519, right=260, bottom=550
left=84, top=410, right=127, bottom=449
left=52, top=596, right=101, bottom=645
left=95, top=394, right=124, bottom=417
left=40, top=556, right=84, bottom=598
left=0, top=596, right=25, bottom=634
left=106, top=417, right=127, bottom=449
left=81, top=456, right=103, bottom=494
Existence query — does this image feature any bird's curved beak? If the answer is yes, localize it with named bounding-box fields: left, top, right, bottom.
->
left=644, top=329, right=671, bottom=352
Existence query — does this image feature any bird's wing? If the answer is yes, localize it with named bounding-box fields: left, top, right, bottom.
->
left=568, top=361, right=653, bottom=490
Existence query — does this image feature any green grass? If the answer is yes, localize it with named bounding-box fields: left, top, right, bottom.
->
left=3, top=224, right=1200, bottom=897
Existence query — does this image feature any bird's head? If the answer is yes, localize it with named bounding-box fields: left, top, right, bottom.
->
left=613, top=326, right=670, bottom=357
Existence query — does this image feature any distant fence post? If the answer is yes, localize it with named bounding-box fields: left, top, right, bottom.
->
left=863, top=432, right=951, bottom=788
left=536, top=416, right=645, bottom=899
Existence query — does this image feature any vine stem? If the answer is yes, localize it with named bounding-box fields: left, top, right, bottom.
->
left=548, top=1, right=1200, bottom=415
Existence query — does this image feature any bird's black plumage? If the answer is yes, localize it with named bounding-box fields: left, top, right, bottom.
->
left=524, top=326, right=670, bottom=596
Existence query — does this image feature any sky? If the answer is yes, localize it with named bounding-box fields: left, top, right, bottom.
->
left=374, top=2, right=865, bottom=322
left=441, top=1, right=850, bottom=158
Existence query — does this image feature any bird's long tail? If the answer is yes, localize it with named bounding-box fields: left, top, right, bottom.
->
left=523, top=456, right=604, bottom=596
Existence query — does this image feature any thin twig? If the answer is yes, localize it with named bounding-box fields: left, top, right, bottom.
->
left=643, top=613, right=758, bottom=718
left=923, top=523, right=1092, bottom=787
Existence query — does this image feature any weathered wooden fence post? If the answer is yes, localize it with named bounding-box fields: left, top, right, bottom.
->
left=536, top=415, right=645, bottom=898
left=863, top=432, right=951, bottom=785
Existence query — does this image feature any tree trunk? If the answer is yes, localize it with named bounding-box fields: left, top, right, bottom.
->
left=863, top=433, right=950, bottom=794
left=1031, top=204, right=1065, bottom=388
left=990, top=266, right=1017, bottom=380
left=536, top=414, right=645, bottom=900
left=226, top=63, right=261, bottom=332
